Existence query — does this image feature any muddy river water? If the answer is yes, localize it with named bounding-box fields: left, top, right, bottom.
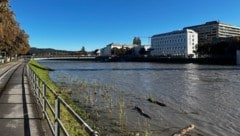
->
left=39, top=60, right=240, bottom=136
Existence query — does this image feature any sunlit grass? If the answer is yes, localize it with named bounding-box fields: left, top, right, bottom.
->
left=28, top=60, right=89, bottom=136
left=29, top=60, right=155, bottom=135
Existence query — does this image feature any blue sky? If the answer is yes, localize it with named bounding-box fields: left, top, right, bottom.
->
left=10, top=0, right=240, bottom=51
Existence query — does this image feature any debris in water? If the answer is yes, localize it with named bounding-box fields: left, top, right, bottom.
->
left=133, top=106, right=151, bottom=119
left=147, top=98, right=166, bottom=107
left=172, top=124, right=195, bottom=136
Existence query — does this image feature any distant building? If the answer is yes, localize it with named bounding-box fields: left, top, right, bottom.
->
left=95, top=49, right=101, bottom=56
left=184, top=21, right=240, bottom=44
left=100, top=43, right=134, bottom=56
left=151, top=29, right=198, bottom=58
left=100, top=43, right=151, bottom=57
left=132, top=45, right=151, bottom=56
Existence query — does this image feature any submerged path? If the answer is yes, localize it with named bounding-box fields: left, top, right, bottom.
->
left=0, top=61, right=50, bottom=136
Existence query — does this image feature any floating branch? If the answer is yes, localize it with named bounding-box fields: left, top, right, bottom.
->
left=133, top=106, right=151, bottom=119
left=147, top=98, right=166, bottom=107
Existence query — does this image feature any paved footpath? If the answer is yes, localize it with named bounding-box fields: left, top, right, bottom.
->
left=0, top=61, right=50, bottom=136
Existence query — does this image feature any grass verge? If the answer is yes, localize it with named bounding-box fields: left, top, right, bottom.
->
left=28, top=60, right=91, bottom=136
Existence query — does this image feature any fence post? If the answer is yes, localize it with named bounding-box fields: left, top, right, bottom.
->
left=38, top=78, right=41, bottom=102
left=33, top=74, right=36, bottom=92
left=36, top=77, right=39, bottom=102
left=31, top=71, right=34, bottom=90
left=55, top=96, right=60, bottom=136
left=27, top=65, right=99, bottom=136
left=42, top=84, right=46, bottom=119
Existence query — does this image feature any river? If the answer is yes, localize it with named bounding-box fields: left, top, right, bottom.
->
left=38, top=60, right=240, bottom=136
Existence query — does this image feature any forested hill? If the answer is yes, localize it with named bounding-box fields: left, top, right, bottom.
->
left=0, top=0, right=30, bottom=57
left=29, top=47, right=88, bottom=57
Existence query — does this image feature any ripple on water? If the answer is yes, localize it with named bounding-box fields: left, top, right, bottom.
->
left=39, top=61, right=240, bottom=135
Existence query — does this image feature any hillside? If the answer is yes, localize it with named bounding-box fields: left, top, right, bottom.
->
left=29, top=47, right=87, bottom=57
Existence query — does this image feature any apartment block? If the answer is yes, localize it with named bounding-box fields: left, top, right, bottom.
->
left=151, top=29, right=198, bottom=58
left=184, top=21, right=240, bottom=44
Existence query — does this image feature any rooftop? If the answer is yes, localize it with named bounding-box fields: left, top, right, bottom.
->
left=184, top=20, right=240, bottom=29
left=152, top=29, right=195, bottom=38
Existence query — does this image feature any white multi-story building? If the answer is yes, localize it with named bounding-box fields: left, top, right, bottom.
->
left=151, top=29, right=198, bottom=58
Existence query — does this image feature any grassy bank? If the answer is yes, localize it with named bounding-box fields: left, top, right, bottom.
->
left=28, top=60, right=91, bottom=136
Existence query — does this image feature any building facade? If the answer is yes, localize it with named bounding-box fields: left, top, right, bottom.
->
left=151, top=29, right=198, bottom=58
left=184, top=21, right=240, bottom=44
left=132, top=45, right=151, bottom=56
left=100, top=43, right=151, bottom=57
left=100, top=43, right=134, bottom=56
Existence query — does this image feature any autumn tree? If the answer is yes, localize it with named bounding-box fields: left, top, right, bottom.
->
left=0, top=0, right=30, bottom=58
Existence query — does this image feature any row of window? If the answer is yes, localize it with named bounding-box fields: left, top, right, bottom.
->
left=152, top=44, right=185, bottom=48
left=154, top=46, right=187, bottom=51
left=218, top=31, right=240, bottom=36
left=152, top=50, right=186, bottom=55
left=219, top=26, right=240, bottom=31
left=152, top=42, right=196, bottom=48
left=155, top=35, right=187, bottom=40
left=152, top=38, right=187, bottom=45
left=153, top=35, right=186, bottom=40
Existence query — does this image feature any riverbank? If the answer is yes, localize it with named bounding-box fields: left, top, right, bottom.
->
left=96, top=56, right=237, bottom=65
left=28, top=60, right=93, bottom=136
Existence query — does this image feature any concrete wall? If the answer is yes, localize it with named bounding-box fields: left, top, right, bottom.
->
left=237, top=50, right=240, bottom=65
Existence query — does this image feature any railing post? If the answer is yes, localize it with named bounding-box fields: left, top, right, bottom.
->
left=35, top=74, right=38, bottom=95
left=28, top=68, right=31, bottom=84
left=55, top=96, right=60, bottom=136
left=27, top=64, right=99, bottom=136
left=31, top=71, right=34, bottom=89
left=42, top=84, right=46, bottom=119
left=38, top=78, right=41, bottom=102
left=33, top=73, right=36, bottom=91
left=28, top=67, right=31, bottom=85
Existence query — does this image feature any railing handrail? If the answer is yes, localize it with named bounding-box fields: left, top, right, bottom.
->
left=26, top=64, right=99, bottom=136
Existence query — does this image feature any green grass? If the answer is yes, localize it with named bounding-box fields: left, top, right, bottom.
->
left=28, top=60, right=91, bottom=136
left=28, top=60, right=58, bottom=90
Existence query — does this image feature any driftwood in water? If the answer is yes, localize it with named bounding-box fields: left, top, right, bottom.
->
left=147, top=98, right=166, bottom=107
left=172, top=124, right=195, bottom=136
left=133, top=106, right=151, bottom=119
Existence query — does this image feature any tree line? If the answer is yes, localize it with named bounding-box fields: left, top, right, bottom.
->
left=110, top=46, right=148, bottom=57
left=29, top=46, right=88, bottom=57
left=110, top=37, right=148, bottom=57
left=0, top=0, right=30, bottom=59
left=196, top=37, right=240, bottom=58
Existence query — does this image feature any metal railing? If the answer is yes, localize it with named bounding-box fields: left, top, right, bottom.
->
left=26, top=65, right=99, bottom=136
